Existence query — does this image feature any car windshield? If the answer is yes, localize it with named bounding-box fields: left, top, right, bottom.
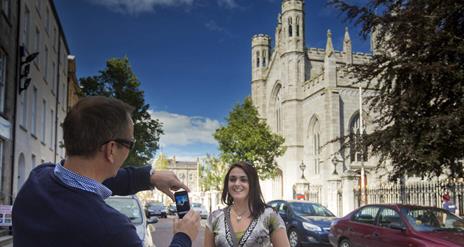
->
left=106, top=197, right=143, bottom=225
left=290, top=202, right=335, bottom=217
left=401, top=206, right=464, bottom=232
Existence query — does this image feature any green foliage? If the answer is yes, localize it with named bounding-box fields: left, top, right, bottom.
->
left=330, top=0, right=464, bottom=180
left=199, top=155, right=227, bottom=191
left=79, top=57, right=163, bottom=166
left=214, top=97, right=286, bottom=179
left=155, top=153, right=170, bottom=170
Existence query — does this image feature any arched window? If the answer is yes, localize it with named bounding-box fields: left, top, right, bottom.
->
left=262, top=51, right=266, bottom=67
left=288, top=17, right=293, bottom=37
left=311, top=119, right=321, bottom=174
left=256, top=51, right=260, bottom=67
left=296, top=17, right=300, bottom=36
left=275, top=87, right=283, bottom=134
left=350, top=113, right=368, bottom=162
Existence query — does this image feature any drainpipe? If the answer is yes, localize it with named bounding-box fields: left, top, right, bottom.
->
left=54, top=34, right=61, bottom=163
left=11, top=0, right=23, bottom=205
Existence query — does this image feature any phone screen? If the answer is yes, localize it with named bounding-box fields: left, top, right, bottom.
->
left=174, top=191, right=190, bottom=218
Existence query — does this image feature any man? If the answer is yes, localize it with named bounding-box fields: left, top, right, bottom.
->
left=442, top=193, right=457, bottom=214
left=12, top=96, right=200, bottom=247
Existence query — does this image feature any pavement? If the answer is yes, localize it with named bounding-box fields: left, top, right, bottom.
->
left=152, top=216, right=206, bottom=247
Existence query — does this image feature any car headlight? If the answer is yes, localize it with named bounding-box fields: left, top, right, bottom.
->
left=302, top=222, right=322, bottom=232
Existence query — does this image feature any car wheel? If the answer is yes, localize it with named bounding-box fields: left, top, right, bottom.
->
left=288, top=229, right=299, bottom=247
left=339, top=238, right=352, bottom=247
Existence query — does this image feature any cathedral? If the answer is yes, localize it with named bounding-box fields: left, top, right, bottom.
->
left=251, top=0, right=380, bottom=216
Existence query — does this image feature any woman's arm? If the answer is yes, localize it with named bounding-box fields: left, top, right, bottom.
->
left=271, top=227, right=290, bottom=247
left=204, top=227, right=215, bottom=247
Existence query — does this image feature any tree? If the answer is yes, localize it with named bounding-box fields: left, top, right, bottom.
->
left=329, top=0, right=464, bottom=180
left=214, top=97, right=286, bottom=179
left=198, top=155, right=227, bottom=191
left=79, top=57, right=163, bottom=166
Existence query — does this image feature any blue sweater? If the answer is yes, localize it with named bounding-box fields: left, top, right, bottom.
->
left=12, top=164, right=191, bottom=247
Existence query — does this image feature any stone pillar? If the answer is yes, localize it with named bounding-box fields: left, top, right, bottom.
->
left=341, top=175, right=356, bottom=216
left=327, top=175, right=341, bottom=216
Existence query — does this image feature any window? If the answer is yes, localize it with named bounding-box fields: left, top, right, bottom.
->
left=288, top=17, right=293, bottom=37
left=31, top=86, right=37, bottom=136
left=20, top=88, right=27, bottom=128
left=34, top=27, right=40, bottom=54
left=44, top=46, right=48, bottom=82
left=23, top=7, right=31, bottom=49
left=32, top=154, right=36, bottom=169
left=296, top=17, right=300, bottom=37
left=278, top=203, right=288, bottom=214
left=45, top=8, right=50, bottom=34
left=53, top=27, right=57, bottom=50
left=275, top=87, right=283, bottom=134
left=268, top=201, right=280, bottom=212
left=60, top=83, right=66, bottom=106
left=2, top=0, right=10, bottom=18
left=256, top=51, right=260, bottom=68
left=0, top=50, right=6, bottom=112
left=313, top=131, right=320, bottom=174
left=353, top=206, right=379, bottom=225
left=49, top=109, right=54, bottom=149
left=378, top=208, right=403, bottom=228
left=51, top=62, right=55, bottom=93
left=350, top=113, right=368, bottom=162
left=262, top=51, right=266, bottom=67
left=41, top=99, right=46, bottom=143
left=35, top=0, right=41, bottom=14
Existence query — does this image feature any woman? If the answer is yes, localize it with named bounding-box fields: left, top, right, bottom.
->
left=205, top=161, right=290, bottom=247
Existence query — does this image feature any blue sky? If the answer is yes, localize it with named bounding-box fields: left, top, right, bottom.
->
left=54, top=0, right=370, bottom=162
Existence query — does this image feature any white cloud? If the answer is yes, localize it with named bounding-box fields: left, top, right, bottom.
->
left=217, top=0, right=238, bottom=9
left=205, top=20, right=224, bottom=32
left=150, top=110, right=221, bottom=146
left=87, top=0, right=194, bottom=15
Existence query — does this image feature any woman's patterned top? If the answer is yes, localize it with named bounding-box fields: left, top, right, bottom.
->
left=206, top=206, right=286, bottom=247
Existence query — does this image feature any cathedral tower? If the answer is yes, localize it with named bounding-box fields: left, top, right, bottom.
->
left=251, top=34, right=271, bottom=115
left=280, top=0, right=305, bottom=53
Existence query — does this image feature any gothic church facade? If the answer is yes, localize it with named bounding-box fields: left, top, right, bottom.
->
left=251, top=0, right=380, bottom=216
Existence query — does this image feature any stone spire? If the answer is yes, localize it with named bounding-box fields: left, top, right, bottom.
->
left=343, top=27, right=353, bottom=64
left=325, top=29, right=334, bottom=57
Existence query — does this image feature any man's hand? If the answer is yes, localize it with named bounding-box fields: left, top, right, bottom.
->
left=173, top=210, right=201, bottom=241
left=150, top=170, right=189, bottom=200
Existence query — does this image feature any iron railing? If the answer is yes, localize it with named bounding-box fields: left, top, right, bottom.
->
left=354, top=180, right=464, bottom=216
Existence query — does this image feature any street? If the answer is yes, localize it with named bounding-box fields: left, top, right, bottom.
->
left=151, top=217, right=206, bottom=247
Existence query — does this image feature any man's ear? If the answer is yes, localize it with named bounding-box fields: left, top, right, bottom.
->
left=103, top=142, right=115, bottom=164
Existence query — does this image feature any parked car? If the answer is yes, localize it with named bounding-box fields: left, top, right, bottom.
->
left=329, top=204, right=464, bottom=247
left=105, top=195, right=157, bottom=247
left=192, top=202, right=209, bottom=219
left=145, top=201, right=167, bottom=218
left=167, top=203, right=177, bottom=215
left=268, top=200, right=336, bottom=247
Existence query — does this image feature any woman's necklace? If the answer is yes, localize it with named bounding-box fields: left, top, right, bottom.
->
left=233, top=205, right=248, bottom=223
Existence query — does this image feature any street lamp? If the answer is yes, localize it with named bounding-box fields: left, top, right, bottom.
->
left=295, top=161, right=310, bottom=200
left=331, top=152, right=342, bottom=175
left=359, top=86, right=367, bottom=206
left=299, top=161, right=306, bottom=179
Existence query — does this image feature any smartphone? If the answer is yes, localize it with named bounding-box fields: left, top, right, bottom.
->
left=174, top=190, right=190, bottom=219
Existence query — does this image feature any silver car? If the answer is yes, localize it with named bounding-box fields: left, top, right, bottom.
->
left=106, top=195, right=157, bottom=247
left=191, top=202, right=208, bottom=219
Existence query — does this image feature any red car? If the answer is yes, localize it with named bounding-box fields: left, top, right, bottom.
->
left=329, top=204, right=464, bottom=247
